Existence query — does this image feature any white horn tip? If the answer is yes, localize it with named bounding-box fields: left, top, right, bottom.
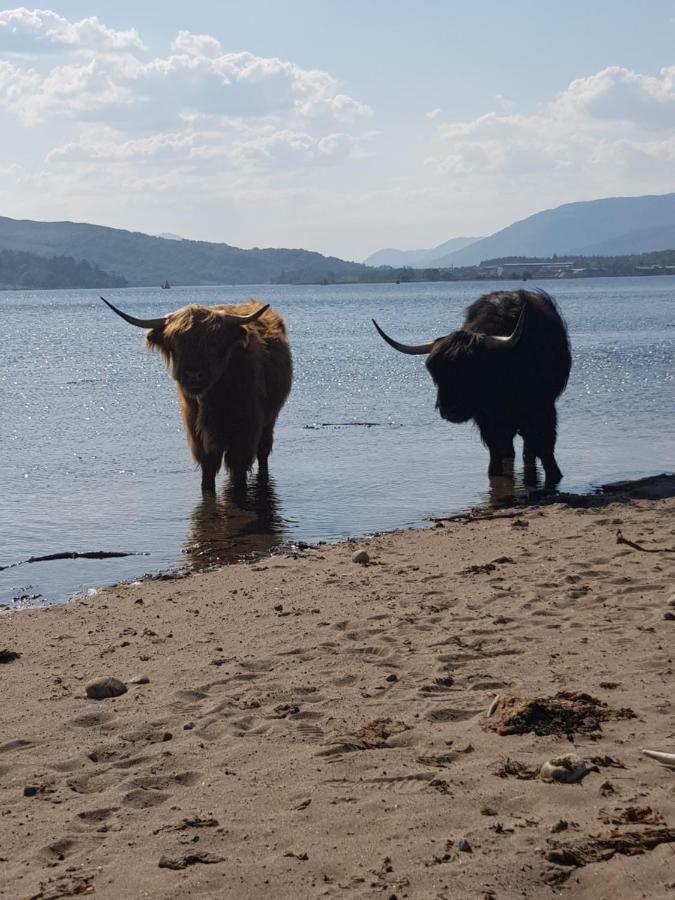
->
left=641, top=749, right=675, bottom=767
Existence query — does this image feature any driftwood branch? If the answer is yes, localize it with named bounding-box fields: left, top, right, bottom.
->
left=431, top=510, right=524, bottom=524
left=616, top=530, right=675, bottom=554
left=0, top=550, right=148, bottom=572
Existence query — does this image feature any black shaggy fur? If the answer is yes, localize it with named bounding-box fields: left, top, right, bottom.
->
left=425, top=289, right=571, bottom=487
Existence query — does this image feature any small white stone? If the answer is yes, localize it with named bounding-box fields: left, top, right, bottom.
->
left=540, top=754, right=596, bottom=783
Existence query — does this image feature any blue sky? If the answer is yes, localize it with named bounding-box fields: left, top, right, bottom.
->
left=1, top=2, right=674, bottom=259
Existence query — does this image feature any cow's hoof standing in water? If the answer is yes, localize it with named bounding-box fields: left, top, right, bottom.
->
left=102, top=298, right=292, bottom=494
left=373, top=289, right=571, bottom=489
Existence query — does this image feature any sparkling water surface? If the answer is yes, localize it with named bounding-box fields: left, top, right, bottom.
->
left=1, top=277, right=673, bottom=605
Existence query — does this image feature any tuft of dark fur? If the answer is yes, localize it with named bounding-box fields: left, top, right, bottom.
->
left=425, top=289, right=571, bottom=486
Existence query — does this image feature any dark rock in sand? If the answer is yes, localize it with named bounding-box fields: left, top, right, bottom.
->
left=487, top=691, right=636, bottom=737
left=85, top=677, right=128, bottom=700
left=352, top=549, right=370, bottom=565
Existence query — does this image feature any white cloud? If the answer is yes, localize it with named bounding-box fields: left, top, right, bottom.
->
left=0, top=10, right=377, bottom=254
left=171, top=30, right=222, bottom=58
left=434, top=65, right=675, bottom=185
left=0, top=8, right=144, bottom=53
left=557, top=65, right=675, bottom=129
left=0, top=10, right=672, bottom=259
left=0, top=17, right=372, bottom=132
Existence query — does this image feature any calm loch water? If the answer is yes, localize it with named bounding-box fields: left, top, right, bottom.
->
left=1, top=277, right=673, bottom=605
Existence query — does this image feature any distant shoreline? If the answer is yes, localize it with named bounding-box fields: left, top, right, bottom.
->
left=2, top=268, right=675, bottom=292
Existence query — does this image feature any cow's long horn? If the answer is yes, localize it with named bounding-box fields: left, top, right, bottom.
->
left=482, top=303, right=526, bottom=350
left=642, top=749, right=675, bottom=768
left=221, top=304, right=270, bottom=326
left=101, top=297, right=168, bottom=329
left=372, top=319, right=434, bottom=355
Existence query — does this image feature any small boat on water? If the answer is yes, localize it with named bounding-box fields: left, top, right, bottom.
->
left=161, top=280, right=171, bottom=289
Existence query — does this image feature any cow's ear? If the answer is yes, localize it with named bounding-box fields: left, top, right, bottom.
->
left=232, top=324, right=249, bottom=347
left=146, top=327, right=166, bottom=348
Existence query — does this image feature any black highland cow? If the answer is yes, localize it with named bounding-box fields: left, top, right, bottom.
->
left=373, top=289, right=572, bottom=487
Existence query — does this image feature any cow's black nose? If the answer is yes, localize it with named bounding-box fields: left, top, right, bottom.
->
left=182, top=370, right=208, bottom=390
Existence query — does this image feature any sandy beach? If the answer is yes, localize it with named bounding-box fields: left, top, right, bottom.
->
left=1, top=480, right=674, bottom=899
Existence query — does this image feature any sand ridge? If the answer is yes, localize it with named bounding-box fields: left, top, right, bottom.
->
left=0, top=494, right=674, bottom=898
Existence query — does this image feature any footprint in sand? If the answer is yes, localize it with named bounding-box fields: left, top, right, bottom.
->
left=37, top=836, right=104, bottom=864
left=67, top=769, right=122, bottom=795
left=424, top=706, right=481, bottom=722
left=70, top=711, right=116, bottom=729
left=74, top=806, right=119, bottom=827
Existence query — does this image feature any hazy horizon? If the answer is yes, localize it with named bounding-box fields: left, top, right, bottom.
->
left=1, top=2, right=675, bottom=260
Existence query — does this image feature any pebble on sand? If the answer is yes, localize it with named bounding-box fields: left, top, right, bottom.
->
left=352, top=550, right=370, bottom=565
left=128, top=674, right=150, bottom=684
left=85, top=676, right=128, bottom=700
left=539, top=754, right=598, bottom=783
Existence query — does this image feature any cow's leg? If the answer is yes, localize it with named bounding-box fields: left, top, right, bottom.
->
left=522, top=437, right=538, bottom=485
left=523, top=439, right=537, bottom=468
left=477, top=419, right=516, bottom=477
left=199, top=452, right=222, bottom=494
left=521, top=406, right=562, bottom=488
left=178, top=390, right=223, bottom=493
left=257, top=421, right=275, bottom=479
left=224, top=432, right=258, bottom=492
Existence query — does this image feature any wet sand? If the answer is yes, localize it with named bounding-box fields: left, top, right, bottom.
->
left=1, top=480, right=674, bottom=899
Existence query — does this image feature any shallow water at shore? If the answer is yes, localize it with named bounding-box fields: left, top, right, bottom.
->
left=1, top=276, right=673, bottom=605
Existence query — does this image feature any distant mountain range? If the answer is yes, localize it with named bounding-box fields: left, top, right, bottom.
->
left=363, top=236, right=481, bottom=268
left=375, top=193, right=675, bottom=268
left=0, top=216, right=369, bottom=286
left=1, top=191, right=674, bottom=289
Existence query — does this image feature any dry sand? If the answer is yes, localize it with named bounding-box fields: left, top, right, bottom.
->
left=1, top=482, right=674, bottom=899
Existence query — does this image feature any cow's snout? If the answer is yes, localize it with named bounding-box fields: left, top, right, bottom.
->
left=180, top=368, right=209, bottom=393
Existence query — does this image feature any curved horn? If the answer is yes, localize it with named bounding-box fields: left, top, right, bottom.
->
left=220, top=303, right=270, bottom=326
left=642, top=749, right=675, bottom=769
left=101, top=297, right=168, bottom=330
left=372, top=319, right=434, bottom=355
left=482, top=302, right=527, bottom=350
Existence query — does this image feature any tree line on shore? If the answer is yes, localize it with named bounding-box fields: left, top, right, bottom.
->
left=1, top=246, right=674, bottom=290
left=308, top=249, right=675, bottom=285
left=0, top=249, right=127, bottom=290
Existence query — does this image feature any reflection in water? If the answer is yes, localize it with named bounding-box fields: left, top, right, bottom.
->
left=485, top=467, right=544, bottom=508
left=183, top=476, right=287, bottom=571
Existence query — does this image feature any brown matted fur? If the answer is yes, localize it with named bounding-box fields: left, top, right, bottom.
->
left=145, top=300, right=292, bottom=492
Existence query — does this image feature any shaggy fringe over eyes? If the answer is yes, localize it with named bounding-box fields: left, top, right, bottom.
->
left=145, top=302, right=286, bottom=364
left=426, top=330, right=483, bottom=380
